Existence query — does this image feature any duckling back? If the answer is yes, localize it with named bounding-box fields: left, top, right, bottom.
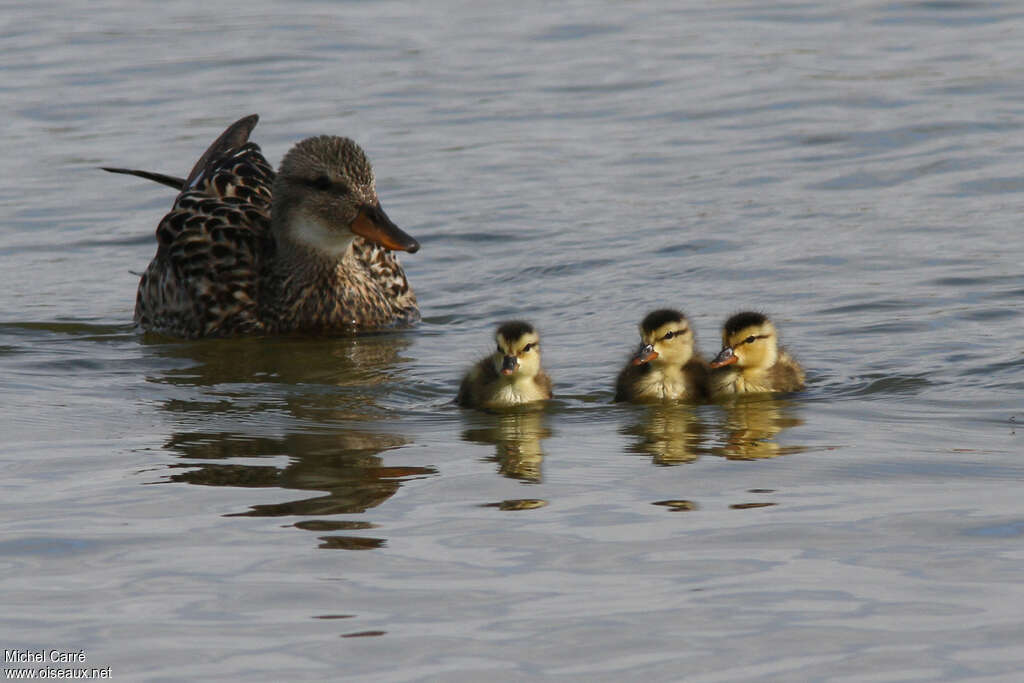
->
left=614, top=357, right=709, bottom=403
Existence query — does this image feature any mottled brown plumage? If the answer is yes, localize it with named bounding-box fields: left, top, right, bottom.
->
left=708, top=312, right=805, bottom=397
left=107, top=114, right=419, bottom=338
left=615, top=309, right=709, bottom=403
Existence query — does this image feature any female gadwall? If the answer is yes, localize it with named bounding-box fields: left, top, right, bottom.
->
left=105, top=114, right=420, bottom=338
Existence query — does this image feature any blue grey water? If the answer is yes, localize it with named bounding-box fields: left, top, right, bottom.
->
left=1, top=1, right=1022, bottom=680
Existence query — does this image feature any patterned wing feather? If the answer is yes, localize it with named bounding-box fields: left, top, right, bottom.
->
left=135, top=142, right=276, bottom=337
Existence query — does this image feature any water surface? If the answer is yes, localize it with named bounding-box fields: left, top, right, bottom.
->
left=1, top=1, right=1022, bottom=680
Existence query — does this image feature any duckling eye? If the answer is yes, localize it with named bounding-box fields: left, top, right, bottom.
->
left=663, top=331, right=675, bottom=340
left=521, top=343, right=534, bottom=353
left=744, top=335, right=756, bottom=344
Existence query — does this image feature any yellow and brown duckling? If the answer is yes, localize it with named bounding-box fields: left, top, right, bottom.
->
left=615, top=309, right=709, bottom=403
left=708, top=312, right=805, bottom=397
left=457, top=321, right=553, bottom=409
left=104, top=114, right=420, bottom=338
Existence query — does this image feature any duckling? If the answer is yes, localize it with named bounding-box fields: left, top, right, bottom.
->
left=104, top=114, right=420, bottom=338
left=615, top=309, right=709, bottom=403
left=457, top=321, right=553, bottom=409
left=708, top=312, right=805, bottom=397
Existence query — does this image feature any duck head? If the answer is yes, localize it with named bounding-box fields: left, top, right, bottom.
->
left=493, top=321, right=542, bottom=380
left=630, top=309, right=696, bottom=369
left=272, top=135, right=419, bottom=257
left=710, top=311, right=778, bottom=372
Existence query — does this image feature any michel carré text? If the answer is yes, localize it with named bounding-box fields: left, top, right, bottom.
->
left=5, top=649, right=85, bottom=663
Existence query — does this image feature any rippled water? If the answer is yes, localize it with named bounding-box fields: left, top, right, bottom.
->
left=2, top=1, right=1022, bottom=680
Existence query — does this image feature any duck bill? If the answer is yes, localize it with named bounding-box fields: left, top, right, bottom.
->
left=710, top=347, right=738, bottom=369
left=501, top=355, right=519, bottom=376
left=631, top=344, right=658, bottom=366
left=351, top=203, right=420, bottom=253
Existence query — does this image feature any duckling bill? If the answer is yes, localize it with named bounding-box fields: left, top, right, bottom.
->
left=709, top=311, right=805, bottom=397
left=105, top=114, right=420, bottom=338
left=457, top=321, right=553, bottom=409
left=615, top=309, right=708, bottom=403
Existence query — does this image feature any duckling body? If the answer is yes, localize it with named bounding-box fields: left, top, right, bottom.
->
left=106, top=114, right=420, bottom=338
left=615, top=309, right=708, bottom=403
left=708, top=312, right=804, bottom=397
left=457, top=321, right=553, bottom=409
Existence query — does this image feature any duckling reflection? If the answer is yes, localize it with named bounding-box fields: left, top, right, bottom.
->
left=615, top=309, right=708, bottom=403
left=457, top=321, right=553, bottom=410
left=461, top=410, right=552, bottom=482
left=710, top=396, right=806, bottom=460
left=709, top=312, right=804, bottom=398
left=620, top=403, right=706, bottom=465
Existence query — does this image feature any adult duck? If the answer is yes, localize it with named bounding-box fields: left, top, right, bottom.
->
left=105, top=114, right=420, bottom=338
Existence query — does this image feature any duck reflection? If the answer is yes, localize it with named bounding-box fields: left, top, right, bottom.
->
left=620, top=403, right=706, bottom=465
left=461, top=408, right=552, bottom=482
left=145, top=332, right=411, bottom=388
left=163, top=430, right=432, bottom=548
left=710, top=396, right=805, bottom=460
left=146, top=332, right=428, bottom=549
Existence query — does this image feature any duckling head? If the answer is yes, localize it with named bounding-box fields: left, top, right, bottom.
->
left=493, top=321, right=542, bottom=379
left=710, top=311, right=778, bottom=372
left=630, top=309, right=696, bottom=368
left=272, top=136, right=420, bottom=257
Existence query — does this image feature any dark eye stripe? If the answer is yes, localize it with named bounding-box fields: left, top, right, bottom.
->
left=305, top=176, right=351, bottom=195
left=662, top=328, right=687, bottom=341
left=739, top=334, right=770, bottom=345
left=307, top=175, right=332, bottom=191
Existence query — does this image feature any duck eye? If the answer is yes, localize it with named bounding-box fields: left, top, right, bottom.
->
left=663, top=331, right=674, bottom=340
left=496, top=344, right=502, bottom=353
left=522, top=343, right=534, bottom=353
left=310, top=175, right=332, bottom=191
left=744, top=335, right=756, bottom=344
